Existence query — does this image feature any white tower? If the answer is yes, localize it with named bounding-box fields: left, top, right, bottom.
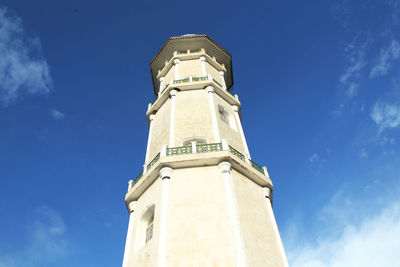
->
left=122, top=34, right=288, bottom=267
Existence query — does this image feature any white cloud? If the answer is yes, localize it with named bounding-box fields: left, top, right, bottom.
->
left=50, top=109, right=65, bottom=120
left=338, top=37, right=370, bottom=100
left=287, top=194, right=400, bottom=267
left=0, top=7, right=52, bottom=107
left=330, top=0, right=350, bottom=29
left=309, top=153, right=319, bottom=164
left=370, top=39, right=400, bottom=78
left=339, top=60, right=365, bottom=85
left=371, top=101, right=400, bottom=132
left=344, top=82, right=358, bottom=99
left=0, top=206, right=68, bottom=267
left=358, top=148, right=367, bottom=158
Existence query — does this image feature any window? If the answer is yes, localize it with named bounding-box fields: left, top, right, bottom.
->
left=218, top=105, right=237, bottom=131
left=145, top=213, right=154, bottom=243
left=135, top=205, right=155, bottom=252
left=182, top=137, right=208, bottom=146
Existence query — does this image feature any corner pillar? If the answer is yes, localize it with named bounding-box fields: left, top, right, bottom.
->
left=200, top=56, right=207, bottom=76
left=219, top=71, right=227, bottom=89
left=206, top=86, right=221, bottom=143
left=145, top=114, right=156, bottom=164
left=158, top=77, right=165, bottom=97
left=218, top=162, right=247, bottom=267
left=169, top=90, right=177, bottom=147
left=122, top=201, right=138, bottom=267
left=263, top=187, right=289, bottom=267
left=157, top=167, right=173, bottom=267
left=232, top=105, right=251, bottom=159
left=173, top=59, right=180, bottom=80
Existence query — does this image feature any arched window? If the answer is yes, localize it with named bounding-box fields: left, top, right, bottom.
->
left=182, top=137, right=208, bottom=146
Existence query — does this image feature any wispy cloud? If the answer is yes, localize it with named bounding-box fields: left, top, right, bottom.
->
left=330, top=0, right=351, bottom=29
left=370, top=39, right=400, bottom=78
left=358, top=148, right=367, bottom=158
left=370, top=101, right=400, bottom=132
left=309, top=153, right=320, bottom=164
left=339, top=37, right=370, bottom=100
left=0, top=206, right=68, bottom=267
left=287, top=193, right=400, bottom=267
left=0, top=7, right=52, bottom=107
left=50, top=109, right=65, bottom=120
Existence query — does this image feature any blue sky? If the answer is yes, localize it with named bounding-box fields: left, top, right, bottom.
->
left=1, top=0, right=400, bottom=266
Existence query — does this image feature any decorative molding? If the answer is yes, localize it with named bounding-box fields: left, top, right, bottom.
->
left=159, top=167, right=173, bottom=179
left=218, top=161, right=232, bottom=173
left=128, top=200, right=138, bottom=213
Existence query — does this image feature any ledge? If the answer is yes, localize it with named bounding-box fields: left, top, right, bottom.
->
left=125, top=150, right=272, bottom=205
left=146, top=79, right=240, bottom=119
left=156, top=50, right=227, bottom=80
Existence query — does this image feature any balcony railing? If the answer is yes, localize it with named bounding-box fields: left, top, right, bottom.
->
left=229, top=145, right=245, bottom=161
left=250, top=159, right=265, bottom=175
left=131, top=171, right=143, bottom=186
left=130, top=143, right=266, bottom=189
left=147, top=152, right=160, bottom=171
left=212, top=78, right=222, bottom=87
left=192, top=76, right=208, bottom=81
left=167, top=145, right=192, bottom=155
left=196, top=143, right=223, bottom=153
left=173, top=78, right=190, bottom=84
left=170, top=76, right=222, bottom=87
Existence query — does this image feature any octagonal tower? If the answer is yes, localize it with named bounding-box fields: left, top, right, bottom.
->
left=122, top=34, right=288, bottom=267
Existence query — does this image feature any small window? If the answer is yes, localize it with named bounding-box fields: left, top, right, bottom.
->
left=135, top=205, right=155, bottom=252
left=145, top=214, right=154, bottom=243
left=218, top=105, right=237, bottom=131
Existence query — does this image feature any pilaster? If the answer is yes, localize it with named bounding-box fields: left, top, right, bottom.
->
left=169, top=90, right=177, bottom=147
left=145, top=114, right=156, bottom=164
left=158, top=167, right=173, bottom=267
left=122, top=200, right=138, bottom=267
left=200, top=56, right=207, bottom=76
left=262, top=187, right=289, bottom=267
left=232, top=105, right=251, bottom=159
left=218, top=161, right=248, bottom=267
left=206, top=86, right=221, bottom=143
left=173, top=59, right=180, bottom=80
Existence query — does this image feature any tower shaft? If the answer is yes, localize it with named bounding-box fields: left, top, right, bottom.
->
left=122, top=35, right=288, bottom=267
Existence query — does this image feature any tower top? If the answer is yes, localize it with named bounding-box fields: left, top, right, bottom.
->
left=150, top=34, right=233, bottom=95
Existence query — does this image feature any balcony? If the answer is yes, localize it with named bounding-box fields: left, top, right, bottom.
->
left=160, top=75, right=224, bottom=92
left=129, top=142, right=267, bottom=189
left=156, top=49, right=227, bottom=80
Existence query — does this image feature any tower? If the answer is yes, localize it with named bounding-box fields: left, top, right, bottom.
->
left=122, top=34, right=288, bottom=267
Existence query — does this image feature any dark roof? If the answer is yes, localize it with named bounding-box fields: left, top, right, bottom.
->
left=150, top=34, right=231, bottom=65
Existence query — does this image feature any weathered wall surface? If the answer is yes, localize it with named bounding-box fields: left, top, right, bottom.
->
left=232, top=169, right=286, bottom=267
left=127, top=178, right=162, bottom=267
left=166, top=166, right=237, bottom=266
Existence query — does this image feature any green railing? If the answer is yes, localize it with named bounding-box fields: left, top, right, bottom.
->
left=147, top=153, right=160, bottom=171
left=130, top=143, right=267, bottom=190
left=250, top=159, right=265, bottom=175
left=196, top=143, right=223, bottom=153
left=192, top=76, right=208, bottom=81
left=132, top=171, right=143, bottom=186
left=213, top=78, right=222, bottom=87
left=229, top=145, right=245, bottom=161
left=173, top=78, right=190, bottom=84
left=167, top=145, right=192, bottom=156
